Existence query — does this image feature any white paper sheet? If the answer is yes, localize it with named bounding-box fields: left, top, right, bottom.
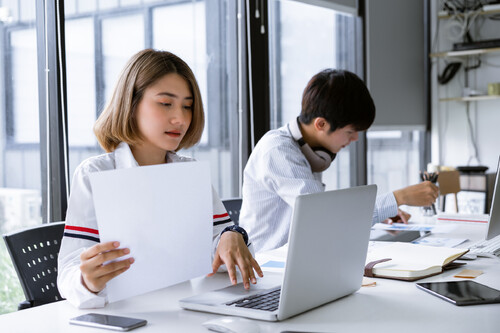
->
left=255, top=244, right=288, bottom=273
left=89, top=161, right=212, bottom=303
left=411, top=237, right=468, bottom=248
left=372, top=222, right=456, bottom=234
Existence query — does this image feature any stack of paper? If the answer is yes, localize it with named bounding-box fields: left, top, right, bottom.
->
left=436, top=213, right=489, bottom=224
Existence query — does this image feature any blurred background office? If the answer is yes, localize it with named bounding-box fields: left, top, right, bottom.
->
left=0, top=0, right=499, bottom=314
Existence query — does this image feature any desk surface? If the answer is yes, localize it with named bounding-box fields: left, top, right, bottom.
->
left=1, top=221, right=499, bottom=333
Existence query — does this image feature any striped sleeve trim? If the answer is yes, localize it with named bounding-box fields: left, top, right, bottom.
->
left=213, top=213, right=232, bottom=226
left=63, top=225, right=100, bottom=243
left=63, top=232, right=100, bottom=243
left=65, top=225, right=99, bottom=234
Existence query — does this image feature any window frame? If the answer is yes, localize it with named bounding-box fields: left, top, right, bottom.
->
left=36, top=0, right=69, bottom=223
left=249, top=0, right=368, bottom=187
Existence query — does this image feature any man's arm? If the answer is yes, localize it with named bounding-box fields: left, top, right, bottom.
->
left=393, top=181, right=439, bottom=207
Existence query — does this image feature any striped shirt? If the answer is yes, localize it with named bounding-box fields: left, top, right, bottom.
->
left=239, top=125, right=398, bottom=253
left=58, top=142, right=233, bottom=308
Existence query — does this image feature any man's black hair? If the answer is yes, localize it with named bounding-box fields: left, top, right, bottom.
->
left=299, top=69, right=375, bottom=132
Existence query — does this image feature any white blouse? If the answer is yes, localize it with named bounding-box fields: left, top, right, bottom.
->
left=57, top=142, right=234, bottom=308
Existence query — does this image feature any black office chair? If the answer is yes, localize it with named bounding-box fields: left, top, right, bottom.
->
left=2, top=222, right=65, bottom=310
left=222, top=198, right=242, bottom=225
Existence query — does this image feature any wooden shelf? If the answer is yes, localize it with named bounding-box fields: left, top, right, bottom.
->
left=439, top=95, right=500, bottom=102
left=430, top=47, right=500, bottom=58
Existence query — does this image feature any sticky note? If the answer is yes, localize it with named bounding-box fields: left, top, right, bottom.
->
left=454, top=269, right=483, bottom=278
left=362, top=277, right=376, bottom=287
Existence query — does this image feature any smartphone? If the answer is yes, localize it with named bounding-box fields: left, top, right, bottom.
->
left=281, top=331, right=334, bottom=333
left=416, top=280, right=500, bottom=306
left=69, top=313, right=147, bottom=331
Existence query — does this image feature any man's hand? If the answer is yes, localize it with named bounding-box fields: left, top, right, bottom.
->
left=393, top=181, right=439, bottom=207
left=383, top=209, right=411, bottom=224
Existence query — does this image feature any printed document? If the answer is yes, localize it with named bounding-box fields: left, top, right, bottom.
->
left=89, top=161, right=213, bottom=303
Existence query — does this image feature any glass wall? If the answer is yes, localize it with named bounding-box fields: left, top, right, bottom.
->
left=268, top=0, right=357, bottom=190
left=65, top=0, right=238, bottom=198
left=367, top=129, right=424, bottom=214
left=0, top=1, right=40, bottom=314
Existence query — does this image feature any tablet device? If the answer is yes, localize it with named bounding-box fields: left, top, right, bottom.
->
left=369, top=229, right=428, bottom=242
left=416, top=281, right=500, bottom=306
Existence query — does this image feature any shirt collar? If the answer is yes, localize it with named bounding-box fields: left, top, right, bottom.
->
left=114, top=142, right=140, bottom=169
left=166, top=151, right=183, bottom=163
left=114, top=142, right=180, bottom=168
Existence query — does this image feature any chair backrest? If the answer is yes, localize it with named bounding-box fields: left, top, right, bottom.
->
left=438, top=171, right=461, bottom=212
left=222, top=198, right=242, bottom=225
left=2, top=222, right=65, bottom=309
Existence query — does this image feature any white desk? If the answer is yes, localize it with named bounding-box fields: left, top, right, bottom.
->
left=1, top=222, right=499, bottom=333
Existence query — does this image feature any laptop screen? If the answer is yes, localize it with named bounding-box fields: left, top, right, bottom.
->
left=486, top=156, right=500, bottom=240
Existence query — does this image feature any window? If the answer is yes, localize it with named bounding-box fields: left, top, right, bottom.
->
left=367, top=129, right=425, bottom=212
left=0, top=2, right=41, bottom=314
left=152, top=3, right=208, bottom=144
left=65, top=1, right=240, bottom=198
left=65, top=18, right=96, bottom=148
left=268, top=0, right=358, bottom=190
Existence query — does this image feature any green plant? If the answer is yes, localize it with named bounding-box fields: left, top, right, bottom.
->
left=0, top=241, right=24, bottom=314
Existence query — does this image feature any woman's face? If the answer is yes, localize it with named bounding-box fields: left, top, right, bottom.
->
left=134, top=73, right=193, bottom=154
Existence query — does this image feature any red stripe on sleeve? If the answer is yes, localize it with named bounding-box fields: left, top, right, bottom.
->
left=213, top=213, right=229, bottom=219
left=64, top=225, right=100, bottom=235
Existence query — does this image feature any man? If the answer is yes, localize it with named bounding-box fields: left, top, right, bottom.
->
left=239, top=69, right=438, bottom=252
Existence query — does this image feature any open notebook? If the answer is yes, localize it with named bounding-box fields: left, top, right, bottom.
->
left=179, top=185, right=377, bottom=321
left=365, top=242, right=468, bottom=281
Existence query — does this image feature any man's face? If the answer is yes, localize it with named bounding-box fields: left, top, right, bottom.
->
left=317, top=124, right=359, bottom=153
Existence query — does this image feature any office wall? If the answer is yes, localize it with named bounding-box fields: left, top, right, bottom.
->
left=430, top=0, right=500, bottom=171
left=365, top=0, right=426, bottom=128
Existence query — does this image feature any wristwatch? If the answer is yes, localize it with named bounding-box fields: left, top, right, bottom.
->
left=221, top=225, right=249, bottom=246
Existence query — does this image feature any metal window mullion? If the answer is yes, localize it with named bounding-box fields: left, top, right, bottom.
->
left=246, top=0, right=270, bottom=153
left=350, top=1, right=367, bottom=187
left=237, top=0, right=249, bottom=196
left=422, top=0, right=432, bottom=171
left=36, top=0, right=69, bottom=223
left=144, top=7, right=152, bottom=48
left=268, top=0, right=282, bottom=129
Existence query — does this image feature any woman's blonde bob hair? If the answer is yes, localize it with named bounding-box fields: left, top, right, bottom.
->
left=94, top=49, right=204, bottom=152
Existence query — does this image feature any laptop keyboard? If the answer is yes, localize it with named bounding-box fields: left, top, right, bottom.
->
left=225, top=288, right=281, bottom=312
left=468, top=234, right=500, bottom=258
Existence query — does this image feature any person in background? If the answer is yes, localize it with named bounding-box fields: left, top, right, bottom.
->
left=239, top=69, right=439, bottom=252
left=58, top=49, right=262, bottom=308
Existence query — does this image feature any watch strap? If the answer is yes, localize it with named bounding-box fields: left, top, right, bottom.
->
left=221, top=225, right=249, bottom=246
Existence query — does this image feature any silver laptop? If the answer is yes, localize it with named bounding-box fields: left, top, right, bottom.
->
left=468, top=156, right=500, bottom=257
left=485, top=156, right=500, bottom=240
left=179, top=185, right=377, bottom=321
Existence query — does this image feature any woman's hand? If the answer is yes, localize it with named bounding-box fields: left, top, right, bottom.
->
left=79, top=241, right=134, bottom=293
left=209, top=232, right=263, bottom=290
